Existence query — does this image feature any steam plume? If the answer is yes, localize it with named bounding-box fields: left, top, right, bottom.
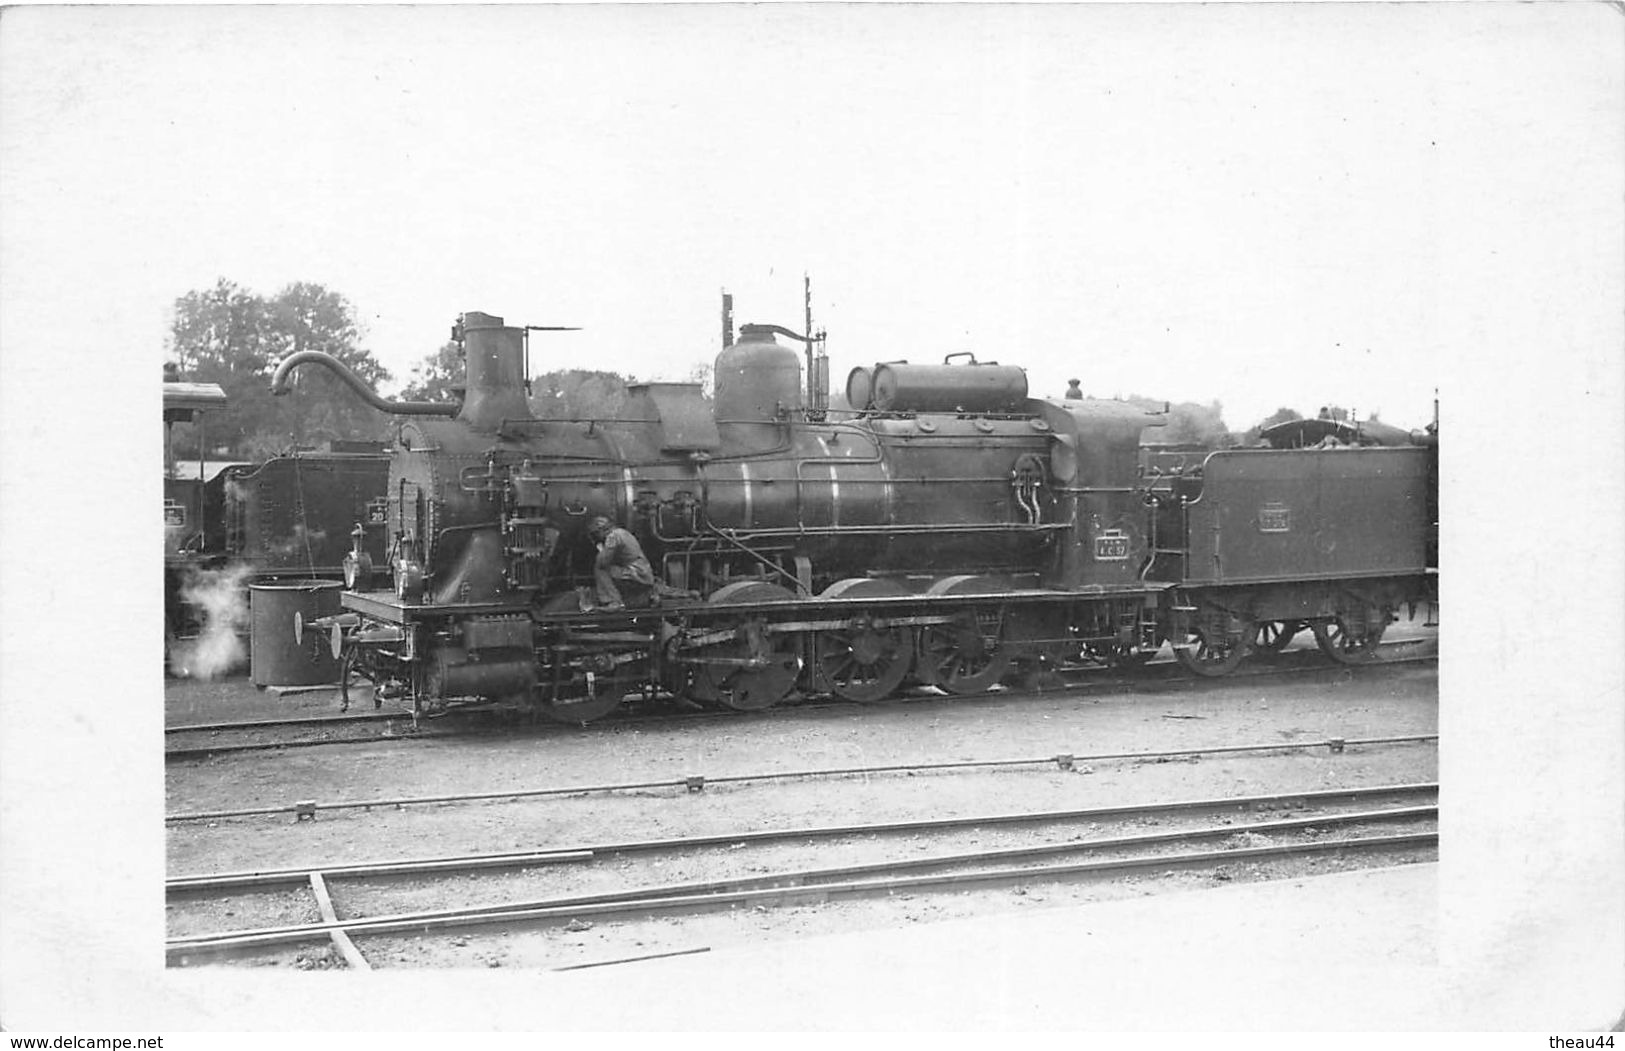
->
left=168, top=562, right=253, bottom=680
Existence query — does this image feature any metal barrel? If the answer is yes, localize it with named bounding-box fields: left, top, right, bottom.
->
left=249, top=580, right=344, bottom=686
left=870, top=362, right=1029, bottom=414
left=845, top=366, right=873, bottom=412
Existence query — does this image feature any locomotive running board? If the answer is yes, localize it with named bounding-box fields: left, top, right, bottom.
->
left=340, top=590, right=534, bottom=625
left=342, top=582, right=1179, bottom=626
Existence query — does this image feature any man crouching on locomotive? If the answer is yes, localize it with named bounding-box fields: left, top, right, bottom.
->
left=586, top=515, right=656, bottom=611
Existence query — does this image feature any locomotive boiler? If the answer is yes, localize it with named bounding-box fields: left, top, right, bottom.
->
left=271, top=308, right=1437, bottom=722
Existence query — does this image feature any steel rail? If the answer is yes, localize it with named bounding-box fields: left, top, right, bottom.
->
left=173, top=805, right=1436, bottom=922
left=552, top=946, right=712, bottom=971
left=170, top=849, right=598, bottom=892
left=167, top=824, right=1437, bottom=960
left=167, top=711, right=409, bottom=735
left=169, top=811, right=1436, bottom=950
left=165, top=733, right=419, bottom=761
left=167, top=781, right=1438, bottom=893
left=160, top=648, right=1438, bottom=760
left=164, top=735, right=1438, bottom=824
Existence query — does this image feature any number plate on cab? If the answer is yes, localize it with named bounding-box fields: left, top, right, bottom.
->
left=1094, top=530, right=1130, bottom=561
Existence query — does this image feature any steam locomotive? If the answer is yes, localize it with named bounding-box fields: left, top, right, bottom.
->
left=272, top=309, right=1438, bottom=722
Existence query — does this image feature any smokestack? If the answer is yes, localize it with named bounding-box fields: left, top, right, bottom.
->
left=455, top=312, right=534, bottom=433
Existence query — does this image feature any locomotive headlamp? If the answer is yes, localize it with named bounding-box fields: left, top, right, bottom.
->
left=394, top=558, right=425, bottom=602
left=343, top=524, right=373, bottom=590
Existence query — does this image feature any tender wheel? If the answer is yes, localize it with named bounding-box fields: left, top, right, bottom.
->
left=1174, top=617, right=1253, bottom=678
left=1254, top=620, right=1302, bottom=653
left=818, top=616, right=914, bottom=702
left=1311, top=615, right=1386, bottom=665
left=686, top=581, right=802, bottom=711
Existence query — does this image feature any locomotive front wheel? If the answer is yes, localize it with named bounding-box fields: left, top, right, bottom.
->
left=818, top=621, right=915, bottom=703
left=1253, top=620, right=1303, bottom=654
left=1311, top=617, right=1386, bottom=664
left=917, top=612, right=1011, bottom=695
left=1173, top=619, right=1253, bottom=678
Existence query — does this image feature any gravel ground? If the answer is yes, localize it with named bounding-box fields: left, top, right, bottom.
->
left=166, top=650, right=1437, bottom=969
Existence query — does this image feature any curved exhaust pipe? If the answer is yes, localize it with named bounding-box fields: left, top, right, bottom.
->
left=270, top=351, right=460, bottom=417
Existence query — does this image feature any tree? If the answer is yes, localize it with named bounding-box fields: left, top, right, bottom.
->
left=260, top=282, right=392, bottom=450
left=1163, top=400, right=1236, bottom=448
left=1238, top=405, right=1305, bottom=446
left=166, top=280, right=393, bottom=458
left=530, top=370, right=631, bottom=419
left=684, top=361, right=714, bottom=399
left=165, top=279, right=280, bottom=459
left=168, top=279, right=279, bottom=377
left=1258, top=406, right=1304, bottom=429
left=399, top=340, right=465, bottom=403
left=399, top=333, right=719, bottom=420
left=1125, top=395, right=1237, bottom=449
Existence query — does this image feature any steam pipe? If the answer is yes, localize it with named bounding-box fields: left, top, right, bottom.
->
left=740, top=323, right=814, bottom=345
left=269, top=351, right=460, bottom=417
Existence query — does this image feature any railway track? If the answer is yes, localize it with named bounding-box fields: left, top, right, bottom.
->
left=165, top=782, right=1439, bottom=968
left=164, top=732, right=1438, bottom=824
left=166, top=710, right=407, bottom=735
left=163, top=640, right=1438, bottom=761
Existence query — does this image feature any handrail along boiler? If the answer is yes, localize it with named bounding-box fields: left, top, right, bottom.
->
left=271, top=309, right=1439, bottom=721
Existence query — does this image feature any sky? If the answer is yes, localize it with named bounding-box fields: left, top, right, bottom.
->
left=9, top=3, right=1613, bottom=429
left=2, top=2, right=1623, bottom=1033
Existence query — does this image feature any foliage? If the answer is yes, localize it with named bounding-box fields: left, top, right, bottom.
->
left=1238, top=406, right=1304, bottom=446
left=394, top=338, right=716, bottom=422
left=1258, top=406, right=1304, bottom=429
left=1124, top=395, right=1238, bottom=449
left=165, top=279, right=392, bottom=458
left=531, top=370, right=631, bottom=419
left=684, top=361, right=714, bottom=399
left=398, top=340, right=466, bottom=403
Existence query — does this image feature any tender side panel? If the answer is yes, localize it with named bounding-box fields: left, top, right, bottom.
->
left=236, top=455, right=391, bottom=575
left=1182, top=448, right=1430, bottom=585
